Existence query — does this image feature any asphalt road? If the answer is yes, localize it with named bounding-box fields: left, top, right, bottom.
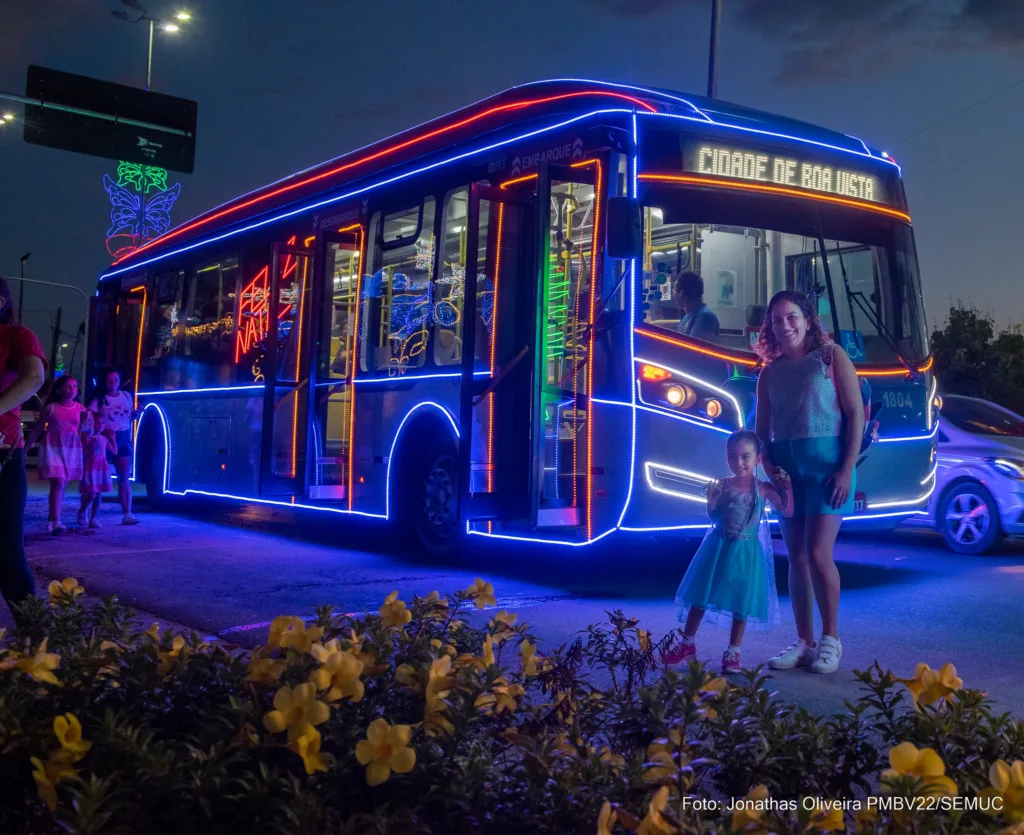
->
left=10, top=484, right=1024, bottom=718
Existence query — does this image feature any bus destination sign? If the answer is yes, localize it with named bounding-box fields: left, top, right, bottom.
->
left=684, top=142, right=887, bottom=205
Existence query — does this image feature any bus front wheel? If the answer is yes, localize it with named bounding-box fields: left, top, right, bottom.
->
left=138, top=422, right=168, bottom=511
left=403, top=438, right=460, bottom=554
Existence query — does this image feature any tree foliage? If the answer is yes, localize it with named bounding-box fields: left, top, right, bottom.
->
left=931, top=303, right=1024, bottom=414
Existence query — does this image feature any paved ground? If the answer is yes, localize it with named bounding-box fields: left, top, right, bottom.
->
left=8, top=482, right=1024, bottom=718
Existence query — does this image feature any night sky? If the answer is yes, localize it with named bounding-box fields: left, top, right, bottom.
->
left=3, top=0, right=1023, bottom=354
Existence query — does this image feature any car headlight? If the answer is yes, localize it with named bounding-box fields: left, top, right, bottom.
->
left=987, top=458, right=1024, bottom=479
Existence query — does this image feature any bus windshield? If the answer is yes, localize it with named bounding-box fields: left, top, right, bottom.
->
left=639, top=186, right=929, bottom=364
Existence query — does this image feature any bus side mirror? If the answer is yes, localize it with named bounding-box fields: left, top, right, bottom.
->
left=606, top=197, right=643, bottom=260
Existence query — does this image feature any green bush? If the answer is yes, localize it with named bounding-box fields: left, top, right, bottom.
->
left=1, top=577, right=1023, bottom=834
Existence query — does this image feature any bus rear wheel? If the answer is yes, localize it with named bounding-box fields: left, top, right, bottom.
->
left=138, top=421, right=168, bottom=511
left=405, top=439, right=460, bottom=554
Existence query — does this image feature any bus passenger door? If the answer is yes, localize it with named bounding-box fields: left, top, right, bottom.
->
left=458, top=183, right=537, bottom=525
left=529, top=162, right=599, bottom=531
left=310, top=227, right=364, bottom=502
left=261, top=239, right=313, bottom=496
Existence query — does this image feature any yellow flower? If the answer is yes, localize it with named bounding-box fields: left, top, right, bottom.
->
left=47, top=577, right=83, bottom=603
left=980, top=760, right=1024, bottom=822
left=424, top=656, right=455, bottom=734
left=638, top=785, right=677, bottom=835
left=808, top=805, right=845, bottom=831
left=263, top=682, right=331, bottom=743
left=645, top=731, right=684, bottom=783
left=598, top=800, right=618, bottom=835
left=379, top=591, right=412, bottom=629
left=853, top=806, right=878, bottom=831
left=732, top=784, right=769, bottom=831
left=895, top=662, right=963, bottom=709
left=881, top=742, right=958, bottom=797
left=637, top=628, right=652, bottom=652
left=246, top=651, right=286, bottom=685
left=475, top=678, right=525, bottom=715
left=493, top=610, right=517, bottom=627
left=309, top=645, right=364, bottom=703
left=15, top=638, right=61, bottom=686
left=157, top=635, right=187, bottom=675
left=520, top=640, right=539, bottom=677
left=143, top=623, right=161, bottom=641
left=465, top=577, right=497, bottom=609
left=290, top=727, right=329, bottom=775
left=695, top=675, right=727, bottom=720
left=481, top=634, right=496, bottom=668
left=31, top=750, right=77, bottom=811
left=600, top=747, right=626, bottom=770
left=268, top=616, right=324, bottom=653
left=355, top=718, right=416, bottom=786
left=419, top=590, right=450, bottom=620
left=53, top=714, right=91, bottom=762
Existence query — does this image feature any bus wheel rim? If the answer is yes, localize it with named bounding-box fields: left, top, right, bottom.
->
left=423, top=458, right=455, bottom=534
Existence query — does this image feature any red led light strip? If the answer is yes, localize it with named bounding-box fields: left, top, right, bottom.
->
left=345, top=224, right=367, bottom=511
left=115, top=91, right=657, bottom=266
left=637, top=173, right=912, bottom=223
left=572, top=158, right=603, bottom=541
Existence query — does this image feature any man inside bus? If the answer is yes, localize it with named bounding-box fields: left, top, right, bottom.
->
left=673, top=272, right=720, bottom=342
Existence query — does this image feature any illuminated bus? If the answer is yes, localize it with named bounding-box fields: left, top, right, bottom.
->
left=91, top=79, right=937, bottom=552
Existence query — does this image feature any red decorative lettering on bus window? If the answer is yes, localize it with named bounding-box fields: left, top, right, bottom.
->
left=236, top=266, right=269, bottom=363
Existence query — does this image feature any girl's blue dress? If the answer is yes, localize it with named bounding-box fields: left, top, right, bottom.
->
left=675, top=480, right=779, bottom=629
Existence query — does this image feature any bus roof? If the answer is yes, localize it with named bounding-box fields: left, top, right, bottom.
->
left=105, top=78, right=897, bottom=277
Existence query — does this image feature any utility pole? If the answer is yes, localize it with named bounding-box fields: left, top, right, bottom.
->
left=18, top=252, right=30, bottom=322
left=50, top=307, right=62, bottom=382
left=707, top=0, right=722, bottom=99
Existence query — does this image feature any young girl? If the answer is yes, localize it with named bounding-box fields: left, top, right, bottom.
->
left=663, top=430, right=793, bottom=674
left=25, top=376, right=85, bottom=534
left=77, top=411, right=113, bottom=529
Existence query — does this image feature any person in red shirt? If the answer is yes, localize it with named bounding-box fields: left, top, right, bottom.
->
left=0, top=277, right=47, bottom=618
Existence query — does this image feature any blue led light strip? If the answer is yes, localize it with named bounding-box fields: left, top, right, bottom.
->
left=138, top=385, right=265, bottom=396
left=101, top=109, right=634, bottom=280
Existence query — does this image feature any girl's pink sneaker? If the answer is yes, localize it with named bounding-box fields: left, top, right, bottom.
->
left=662, top=640, right=696, bottom=666
left=721, top=649, right=742, bottom=674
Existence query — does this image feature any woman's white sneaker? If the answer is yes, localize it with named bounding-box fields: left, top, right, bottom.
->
left=767, top=639, right=817, bottom=670
left=810, top=635, right=843, bottom=674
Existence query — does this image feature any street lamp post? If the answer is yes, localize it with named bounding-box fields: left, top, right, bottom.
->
left=111, top=1, right=191, bottom=91
left=707, top=0, right=722, bottom=99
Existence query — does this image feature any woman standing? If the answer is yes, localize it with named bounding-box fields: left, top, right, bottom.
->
left=88, top=368, right=140, bottom=525
left=754, top=290, right=864, bottom=674
left=25, top=375, right=85, bottom=533
left=0, top=277, right=47, bottom=615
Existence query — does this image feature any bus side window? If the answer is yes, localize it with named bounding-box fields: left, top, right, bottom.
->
left=146, top=269, right=183, bottom=390
left=435, top=189, right=466, bottom=366
left=185, top=256, right=239, bottom=387
left=360, top=198, right=436, bottom=376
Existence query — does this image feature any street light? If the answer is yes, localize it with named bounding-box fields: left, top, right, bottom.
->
left=110, top=0, right=191, bottom=90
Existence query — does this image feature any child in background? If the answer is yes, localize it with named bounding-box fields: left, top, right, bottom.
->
left=78, top=411, right=113, bottom=529
left=25, top=375, right=85, bottom=534
left=663, top=429, right=793, bottom=674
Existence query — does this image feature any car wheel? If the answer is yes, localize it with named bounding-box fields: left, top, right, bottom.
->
left=938, top=482, right=1001, bottom=555
left=408, top=440, right=460, bottom=555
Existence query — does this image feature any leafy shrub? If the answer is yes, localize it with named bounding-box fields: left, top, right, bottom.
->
left=1, top=578, right=1022, bottom=834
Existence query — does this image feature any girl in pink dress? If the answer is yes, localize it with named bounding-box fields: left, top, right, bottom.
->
left=77, top=411, right=113, bottom=529
left=25, top=376, right=85, bottom=534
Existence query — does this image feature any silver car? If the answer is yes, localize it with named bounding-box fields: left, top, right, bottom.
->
left=923, top=394, right=1024, bottom=554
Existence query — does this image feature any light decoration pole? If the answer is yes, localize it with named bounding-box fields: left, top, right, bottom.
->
left=106, top=2, right=190, bottom=258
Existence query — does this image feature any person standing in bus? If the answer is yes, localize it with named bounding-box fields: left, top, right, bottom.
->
left=0, top=276, right=47, bottom=617
left=88, top=368, right=140, bottom=525
left=754, top=290, right=863, bottom=675
left=25, top=375, right=86, bottom=534
left=673, top=272, right=720, bottom=342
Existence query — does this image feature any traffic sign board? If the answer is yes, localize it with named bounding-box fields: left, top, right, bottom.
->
left=22, top=66, right=197, bottom=173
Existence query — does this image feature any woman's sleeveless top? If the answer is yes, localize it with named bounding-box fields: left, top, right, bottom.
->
left=766, top=346, right=842, bottom=441
left=712, top=481, right=763, bottom=541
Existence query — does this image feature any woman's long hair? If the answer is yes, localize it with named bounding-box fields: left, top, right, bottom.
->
left=0, top=277, right=15, bottom=325
left=754, top=290, right=831, bottom=362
